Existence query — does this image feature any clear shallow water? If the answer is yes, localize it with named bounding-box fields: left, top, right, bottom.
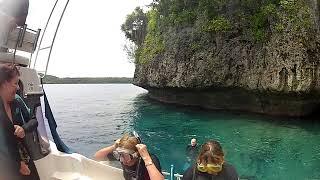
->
left=44, top=84, right=320, bottom=180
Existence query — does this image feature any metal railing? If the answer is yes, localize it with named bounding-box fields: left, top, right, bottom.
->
left=32, top=0, right=71, bottom=77
left=0, top=24, right=41, bottom=66
left=163, top=172, right=183, bottom=180
left=162, top=165, right=183, bottom=180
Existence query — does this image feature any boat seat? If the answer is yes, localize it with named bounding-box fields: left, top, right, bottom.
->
left=1, top=25, right=40, bottom=53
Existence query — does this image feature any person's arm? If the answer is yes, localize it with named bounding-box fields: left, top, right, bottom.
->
left=94, top=139, right=120, bottom=161
left=136, top=144, right=164, bottom=180
left=21, top=118, right=38, bottom=133
left=94, top=145, right=115, bottom=161
left=14, top=119, right=37, bottom=139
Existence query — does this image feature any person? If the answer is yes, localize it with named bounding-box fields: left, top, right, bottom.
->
left=0, top=0, right=29, bottom=26
left=0, top=96, right=21, bottom=180
left=94, top=133, right=164, bottom=180
left=0, top=0, right=29, bottom=51
left=0, top=64, right=40, bottom=180
left=182, top=140, right=239, bottom=180
left=186, top=138, right=199, bottom=163
left=14, top=94, right=39, bottom=178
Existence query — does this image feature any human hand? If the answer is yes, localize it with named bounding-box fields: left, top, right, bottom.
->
left=14, top=125, right=25, bottom=138
left=136, top=144, right=151, bottom=162
left=20, top=161, right=31, bottom=176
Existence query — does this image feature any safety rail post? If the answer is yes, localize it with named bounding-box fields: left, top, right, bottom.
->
left=33, top=0, right=59, bottom=69
left=170, top=164, right=175, bottom=180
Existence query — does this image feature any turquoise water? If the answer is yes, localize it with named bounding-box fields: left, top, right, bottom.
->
left=44, top=84, right=320, bottom=180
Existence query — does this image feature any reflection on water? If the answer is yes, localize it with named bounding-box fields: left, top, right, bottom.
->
left=44, top=84, right=320, bottom=180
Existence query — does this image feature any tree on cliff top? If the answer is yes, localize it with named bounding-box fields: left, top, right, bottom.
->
left=121, top=7, right=147, bottom=47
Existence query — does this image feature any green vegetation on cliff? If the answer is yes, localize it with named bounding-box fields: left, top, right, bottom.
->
left=122, top=0, right=316, bottom=64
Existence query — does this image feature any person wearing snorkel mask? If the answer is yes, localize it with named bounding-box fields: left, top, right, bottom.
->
left=186, top=138, right=199, bottom=163
left=94, top=133, right=164, bottom=180
left=182, top=140, right=238, bottom=180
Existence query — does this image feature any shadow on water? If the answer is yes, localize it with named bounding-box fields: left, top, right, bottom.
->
left=133, top=93, right=320, bottom=133
left=130, top=93, right=320, bottom=179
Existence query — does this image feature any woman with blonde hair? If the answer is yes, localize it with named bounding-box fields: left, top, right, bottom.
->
left=182, top=140, right=238, bottom=180
left=94, top=132, right=164, bottom=180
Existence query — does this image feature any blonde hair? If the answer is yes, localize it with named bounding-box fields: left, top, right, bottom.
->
left=197, top=140, right=224, bottom=165
left=118, top=134, right=139, bottom=152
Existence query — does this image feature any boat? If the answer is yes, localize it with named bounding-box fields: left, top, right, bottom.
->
left=0, top=1, right=183, bottom=179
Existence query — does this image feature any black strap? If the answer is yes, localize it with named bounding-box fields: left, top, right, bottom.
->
left=135, top=158, right=142, bottom=180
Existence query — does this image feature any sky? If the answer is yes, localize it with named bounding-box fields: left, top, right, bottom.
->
left=26, top=0, right=152, bottom=78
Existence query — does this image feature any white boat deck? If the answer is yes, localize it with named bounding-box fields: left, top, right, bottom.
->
left=35, top=141, right=124, bottom=180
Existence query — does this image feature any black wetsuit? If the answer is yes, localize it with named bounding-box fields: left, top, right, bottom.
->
left=182, top=163, right=239, bottom=180
left=186, top=145, right=199, bottom=162
left=122, top=154, right=162, bottom=180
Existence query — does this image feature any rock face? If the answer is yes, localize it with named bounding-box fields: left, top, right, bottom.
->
left=133, top=1, right=320, bottom=117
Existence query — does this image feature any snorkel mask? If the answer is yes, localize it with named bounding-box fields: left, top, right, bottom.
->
left=113, top=131, right=144, bottom=179
left=113, top=147, right=139, bottom=162
left=112, top=131, right=142, bottom=162
left=197, top=162, right=224, bottom=174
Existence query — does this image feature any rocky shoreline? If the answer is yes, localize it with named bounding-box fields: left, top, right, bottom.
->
left=138, top=86, right=320, bottom=117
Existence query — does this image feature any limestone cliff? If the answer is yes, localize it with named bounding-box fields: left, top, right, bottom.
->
left=123, top=0, right=320, bottom=116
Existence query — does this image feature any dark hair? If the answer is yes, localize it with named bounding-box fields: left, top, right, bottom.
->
left=197, top=140, right=224, bottom=165
left=0, top=64, right=20, bottom=85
